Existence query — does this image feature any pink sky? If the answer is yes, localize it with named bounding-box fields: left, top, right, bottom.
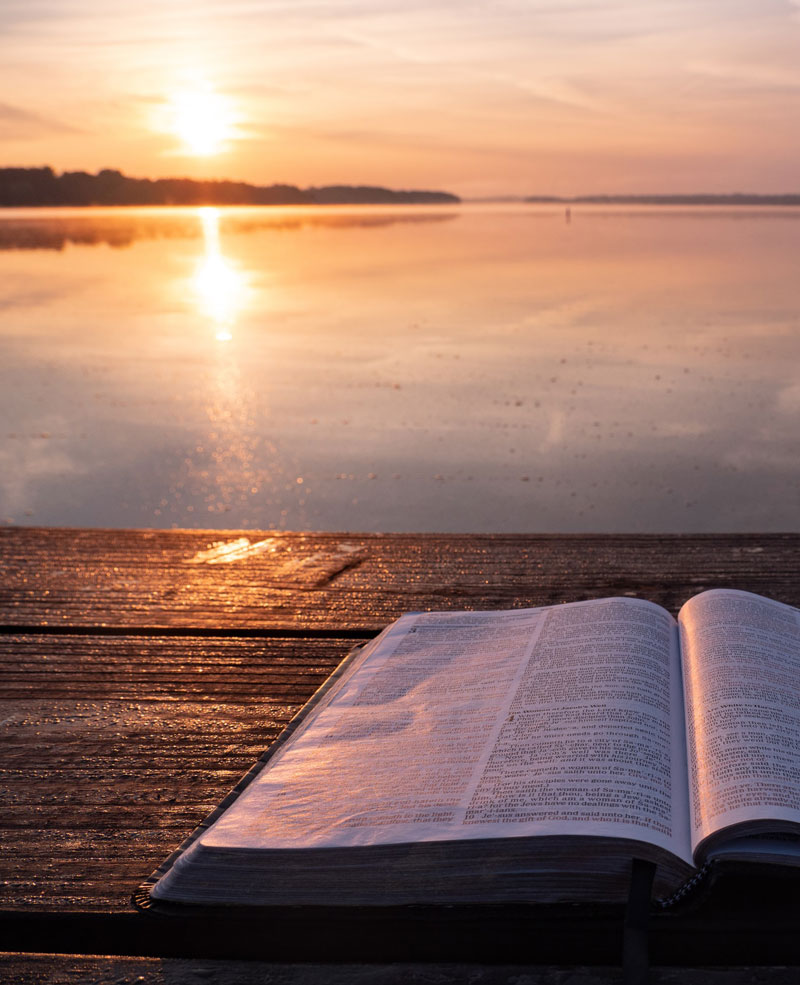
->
left=2, top=0, right=800, bottom=197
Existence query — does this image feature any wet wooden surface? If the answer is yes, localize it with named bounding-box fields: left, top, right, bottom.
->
left=4, top=528, right=798, bottom=630
left=1, top=633, right=355, bottom=912
left=1, top=527, right=799, bottom=976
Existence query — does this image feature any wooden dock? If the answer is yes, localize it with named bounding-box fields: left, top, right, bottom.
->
left=2, top=527, right=800, bottom=983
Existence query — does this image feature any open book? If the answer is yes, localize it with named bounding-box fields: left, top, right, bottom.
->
left=144, top=590, right=800, bottom=909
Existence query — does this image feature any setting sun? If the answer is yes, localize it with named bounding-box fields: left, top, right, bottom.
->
left=168, top=83, right=236, bottom=156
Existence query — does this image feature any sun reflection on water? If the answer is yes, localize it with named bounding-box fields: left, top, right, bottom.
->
left=192, top=207, right=250, bottom=341
left=4, top=205, right=800, bottom=532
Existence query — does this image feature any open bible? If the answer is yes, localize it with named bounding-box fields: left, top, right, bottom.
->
left=143, top=590, right=800, bottom=909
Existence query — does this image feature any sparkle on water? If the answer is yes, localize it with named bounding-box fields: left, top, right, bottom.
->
left=0, top=203, right=798, bottom=532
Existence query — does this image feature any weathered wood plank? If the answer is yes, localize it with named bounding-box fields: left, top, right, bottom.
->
left=2, top=529, right=798, bottom=630
left=3, top=953, right=799, bottom=985
left=2, top=528, right=800, bottom=965
left=0, top=635, right=357, bottom=913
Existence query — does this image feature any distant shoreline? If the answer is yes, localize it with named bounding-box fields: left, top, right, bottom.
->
left=2, top=169, right=798, bottom=208
left=524, top=194, right=800, bottom=206
left=0, top=167, right=460, bottom=207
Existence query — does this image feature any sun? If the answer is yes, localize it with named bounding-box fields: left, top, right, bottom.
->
left=167, top=82, right=236, bottom=156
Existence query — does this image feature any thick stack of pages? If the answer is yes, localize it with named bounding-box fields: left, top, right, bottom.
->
left=148, top=590, right=800, bottom=908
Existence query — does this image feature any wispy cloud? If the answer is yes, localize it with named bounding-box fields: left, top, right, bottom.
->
left=1, top=0, right=800, bottom=193
left=0, top=101, right=81, bottom=137
left=688, top=60, right=800, bottom=92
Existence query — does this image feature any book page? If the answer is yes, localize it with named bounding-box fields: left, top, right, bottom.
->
left=201, top=599, right=691, bottom=861
left=679, top=590, right=800, bottom=853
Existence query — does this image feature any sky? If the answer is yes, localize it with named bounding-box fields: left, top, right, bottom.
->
left=2, top=0, right=800, bottom=197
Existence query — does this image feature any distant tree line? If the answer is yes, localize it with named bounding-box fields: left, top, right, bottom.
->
left=0, top=167, right=460, bottom=207
left=526, top=193, right=800, bottom=205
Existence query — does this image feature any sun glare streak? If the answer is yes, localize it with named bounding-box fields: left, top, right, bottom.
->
left=192, top=208, right=250, bottom=341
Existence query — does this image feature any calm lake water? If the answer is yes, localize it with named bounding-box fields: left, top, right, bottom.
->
left=1, top=204, right=798, bottom=532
